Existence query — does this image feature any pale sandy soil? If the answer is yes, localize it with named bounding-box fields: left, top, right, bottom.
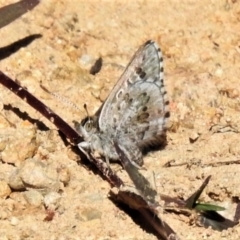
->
left=0, top=0, right=240, bottom=239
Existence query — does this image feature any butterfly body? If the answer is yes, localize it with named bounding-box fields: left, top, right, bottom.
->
left=77, top=40, right=170, bottom=167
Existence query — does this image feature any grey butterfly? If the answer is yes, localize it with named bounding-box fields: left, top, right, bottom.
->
left=76, top=40, right=170, bottom=167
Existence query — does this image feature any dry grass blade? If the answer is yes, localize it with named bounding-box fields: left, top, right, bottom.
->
left=113, top=140, right=158, bottom=203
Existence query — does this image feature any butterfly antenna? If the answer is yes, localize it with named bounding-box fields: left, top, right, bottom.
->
left=83, top=103, right=90, bottom=120
left=40, top=84, right=83, bottom=114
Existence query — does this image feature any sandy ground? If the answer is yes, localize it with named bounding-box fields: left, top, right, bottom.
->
left=0, top=0, right=240, bottom=239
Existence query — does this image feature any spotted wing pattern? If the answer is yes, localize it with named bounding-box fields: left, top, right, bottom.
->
left=99, top=40, right=170, bottom=149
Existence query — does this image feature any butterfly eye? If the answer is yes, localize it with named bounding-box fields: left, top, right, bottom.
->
left=84, top=120, right=93, bottom=132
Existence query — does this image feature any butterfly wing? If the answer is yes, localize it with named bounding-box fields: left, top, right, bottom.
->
left=99, top=40, right=170, bottom=149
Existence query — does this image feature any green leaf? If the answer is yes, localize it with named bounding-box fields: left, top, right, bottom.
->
left=194, top=203, right=225, bottom=212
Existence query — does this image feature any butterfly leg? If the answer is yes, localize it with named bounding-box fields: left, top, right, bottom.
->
left=77, top=141, right=123, bottom=186
left=78, top=141, right=112, bottom=169
left=104, top=156, right=111, bottom=168
left=78, top=141, right=91, bottom=154
left=78, top=141, right=101, bottom=159
left=77, top=141, right=93, bottom=160
left=78, top=141, right=90, bottom=149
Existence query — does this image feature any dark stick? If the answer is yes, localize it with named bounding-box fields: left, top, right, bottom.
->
left=0, top=71, right=238, bottom=237
left=0, top=70, right=176, bottom=239
left=87, top=153, right=124, bottom=187
left=0, top=71, right=81, bottom=144
left=113, top=140, right=179, bottom=238
left=139, top=208, right=179, bottom=240
left=0, top=71, right=123, bottom=187
left=115, top=187, right=179, bottom=240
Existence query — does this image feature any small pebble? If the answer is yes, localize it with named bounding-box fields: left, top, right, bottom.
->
left=0, top=180, right=11, bottom=198
left=44, top=192, right=61, bottom=210
left=58, top=166, right=70, bottom=186
left=24, top=190, right=43, bottom=207
left=8, top=158, right=61, bottom=194
left=10, top=216, right=19, bottom=226
left=79, top=207, right=102, bottom=221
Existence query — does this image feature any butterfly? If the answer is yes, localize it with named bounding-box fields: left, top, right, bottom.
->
left=76, top=40, right=170, bottom=167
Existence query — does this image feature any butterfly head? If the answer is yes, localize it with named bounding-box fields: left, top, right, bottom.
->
left=81, top=117, right=96, bottom=132
left=74, top=117, right=98, bottom=141
left=75, top=103, right=99, bottom=139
